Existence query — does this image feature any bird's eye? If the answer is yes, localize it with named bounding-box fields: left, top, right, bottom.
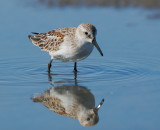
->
left=85, top=32, right=88, bottom=35
left=87, top=118, right=90, bottom=121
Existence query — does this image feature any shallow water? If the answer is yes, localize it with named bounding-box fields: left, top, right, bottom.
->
left=0, top=0, right=160, bottom=129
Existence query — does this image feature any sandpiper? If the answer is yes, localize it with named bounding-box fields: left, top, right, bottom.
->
left=32, top=85, right=104, bottom=127
left=28, top=23, right=103, bottom=72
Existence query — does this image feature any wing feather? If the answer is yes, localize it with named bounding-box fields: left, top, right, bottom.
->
left=28, top=30, right=64, bottom=52
left=28, top=27, right=76, bottom=52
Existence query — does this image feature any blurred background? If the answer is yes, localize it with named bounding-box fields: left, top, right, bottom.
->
left=30, top=0, right=160, bottom=8
left=0, top=0, right=160, bottom=130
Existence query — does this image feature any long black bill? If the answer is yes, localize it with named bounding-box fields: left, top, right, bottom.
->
left=96, top=98, right=104, bottom=110
left=92, top=39, right=103, bottom=56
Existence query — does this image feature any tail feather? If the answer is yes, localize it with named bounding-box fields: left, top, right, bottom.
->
left=28, top=35, right=32, bottom=40
left=28, top=34, right=41, bottom=42
left=28, top=32, right=40, bottom=40
left=30, top=37, right=41, bottom=42
left=32, top=96, right=43, bottom=103
left=31, top=32, right=39, bottom=34
left=28, top=33, right=46, bottom=50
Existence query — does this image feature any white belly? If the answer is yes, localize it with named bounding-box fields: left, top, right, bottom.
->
left=49, top=42, right=94, bottom=62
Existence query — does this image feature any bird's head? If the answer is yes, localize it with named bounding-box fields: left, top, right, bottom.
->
left=76, top=23, right=103, bottom=56
left=78, top=99, right=104, bottom=127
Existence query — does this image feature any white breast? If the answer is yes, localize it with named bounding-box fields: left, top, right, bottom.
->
left=72, top=42, right=94, bottom=62
left=49, top=41, right=94, bottom=62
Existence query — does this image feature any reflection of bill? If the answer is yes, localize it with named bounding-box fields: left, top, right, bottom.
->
left=32, top=84, right=104, bottom=127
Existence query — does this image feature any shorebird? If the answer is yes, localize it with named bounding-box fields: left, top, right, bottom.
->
left=32, top=85, right=104, bottom=127
left=28, top=23, right=103, bottom=72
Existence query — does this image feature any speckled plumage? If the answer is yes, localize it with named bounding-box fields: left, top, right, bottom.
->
left=32, top=85, right=104, bottom=127
left=28, top=23, right=103, bottom=72
left=32, top=86, right=79, bottom=119
left=29, top=28, right=76, bottom=52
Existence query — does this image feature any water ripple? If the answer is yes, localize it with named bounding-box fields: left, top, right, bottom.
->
left=0, top=56, right=160, bottom=84
left=77, top=57, right=160, bottom=83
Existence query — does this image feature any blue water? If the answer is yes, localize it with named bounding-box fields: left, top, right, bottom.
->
left=0, top=0, right=160, bottom=129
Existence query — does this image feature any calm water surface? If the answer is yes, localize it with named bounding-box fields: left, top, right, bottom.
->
left=0, top=0, right=160, bottom=129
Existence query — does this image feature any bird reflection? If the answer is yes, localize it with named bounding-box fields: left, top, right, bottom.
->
left=32, top=73, right=104, bottom=127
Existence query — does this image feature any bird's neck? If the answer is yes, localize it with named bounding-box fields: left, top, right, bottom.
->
left=77, top=106, right=90, bottom=119
left=75, top=31, right=87, bottom=47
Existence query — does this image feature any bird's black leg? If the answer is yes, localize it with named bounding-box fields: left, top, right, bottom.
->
left=48, top=59, right=53, bottom=73
left=48, top=71, right=52, bottom=81
left=74, top=62, right=77, bottom=72
left=74, top=62, right=77, bottom=79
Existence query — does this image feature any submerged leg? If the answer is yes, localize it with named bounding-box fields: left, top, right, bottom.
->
left=48, top=71, right=52, bottom=81
left=74, top=69, right=77, bottom=79
left=48, top=59, right=53, bottom=72
left=74, top=62, right=77, bottom=79
left=74, top=62, right=77, bottom=72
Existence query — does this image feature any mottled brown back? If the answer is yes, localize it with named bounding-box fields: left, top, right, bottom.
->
left=28, top=28, right=76, bottom=52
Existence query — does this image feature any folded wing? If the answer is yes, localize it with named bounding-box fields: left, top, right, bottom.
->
left=28, top=30, right=64, bottom=52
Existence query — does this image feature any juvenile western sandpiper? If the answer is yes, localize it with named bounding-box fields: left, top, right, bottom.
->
left=28, top=23, right=103, bottom=72
left=32, top=85, right=104, bottom=127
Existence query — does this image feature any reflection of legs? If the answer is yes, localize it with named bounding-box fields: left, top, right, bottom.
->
left=47, top=70, right=54, bottom=86
left=74, top=73, right=78, bottom=85
left=74, top=62, right=77, bottom=72
left=74, top=62, right=77, bottom=79
left=48, top=71, right=52, bottom=81
left=48, top=59, right=53, bottom=73
left=74, top=70, right=77, bottom=79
